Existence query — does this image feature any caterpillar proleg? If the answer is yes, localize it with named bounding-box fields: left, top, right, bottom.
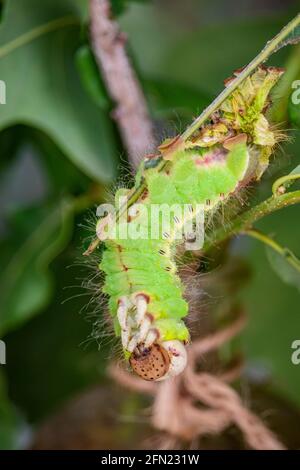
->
left=96, top=66, right=284, bottom=381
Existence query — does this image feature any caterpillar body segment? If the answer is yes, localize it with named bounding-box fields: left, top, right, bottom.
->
left=98, top=66, right=284, bottom=381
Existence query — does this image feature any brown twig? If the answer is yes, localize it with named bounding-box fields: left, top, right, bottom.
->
left=190, top=312, right=247, bottom=359
left=111, top=310, right=285, bottom=450
left=89, top=0, right=155, bottom=168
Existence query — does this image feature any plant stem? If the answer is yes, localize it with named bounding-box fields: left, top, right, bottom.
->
left=203, top=190, right=300, bottom=252
left=182, top=13, right=300, bottom=142
left=243, top=228, right=285, bottom=253
left=272, top=173, right=300, bottom=195
left=89, top=0, right=155, bottom=169
left=0, top=16, right=78, bottom=59
left=243, top=228, right=300, bottom=271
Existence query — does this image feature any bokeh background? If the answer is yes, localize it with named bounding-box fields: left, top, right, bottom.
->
left=0, top=0, right=300, bottom=449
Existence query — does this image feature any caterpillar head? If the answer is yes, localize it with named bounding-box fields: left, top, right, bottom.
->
left=129, top=340, right=187, bottom=381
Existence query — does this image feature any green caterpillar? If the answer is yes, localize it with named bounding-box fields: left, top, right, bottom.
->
left=97, top=66, right=284, bottom=381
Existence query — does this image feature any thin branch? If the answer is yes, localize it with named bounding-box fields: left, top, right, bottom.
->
left=181, top=13, right=300, bottom=142
left=244, top=228, right=285, bottom=253
left=0, top=16, right=78, bottom=59
left=190, top=311, right=247, bottom=358
left=89, top=0, right=155, bottom=169
left=203, top=190, right=300, bottom=252
left=272, top=173, right=300, bottom=195
left=244, top=228, right=300, bottom=273
left=112, top=310, right=285, bottom=450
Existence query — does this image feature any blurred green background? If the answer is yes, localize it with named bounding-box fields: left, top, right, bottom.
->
left=0, top=0, right=300, bottom=449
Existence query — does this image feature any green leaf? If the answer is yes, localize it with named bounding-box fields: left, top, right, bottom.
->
left=0, top=371, right=24, bottom=450
left=271, top=45, right=300, bottom=123
left=290, top=164, right=300, bottom=177
left=266, top=245, right=300, bottom=291
left=3, top=219, right=110, bottom=422
left=272, top=164, right=300, bottom=195
left=111, top=0, right=150, bottom=17
left=0, top=200, right=73, bottom=335
left=0, top=125, right=26, bottom=172
left=0, top=0, right=117, bottom=182
left=32, top=129, right=92, bottom=195
left=242, top=200, right=300, bottom=407
left=145, top=78, right=211, bottom=121
left=75, top=45, right=110, bottom=111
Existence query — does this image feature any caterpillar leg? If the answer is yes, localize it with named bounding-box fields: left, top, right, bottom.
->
left=117, top=297, right=132, bottom=349
left=134, top=294, right=148, bottom=326
left=127, top=294, right=152, bottom=352
left=117, top=294, right=150, bottom=350
left=144, top=329, right=159, bottom=347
